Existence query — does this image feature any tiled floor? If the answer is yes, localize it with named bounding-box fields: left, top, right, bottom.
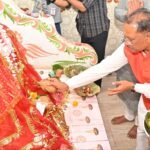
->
left=97, top=73, right=136, bottom=150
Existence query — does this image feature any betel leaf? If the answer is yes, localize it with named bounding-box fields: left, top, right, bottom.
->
left=52, top=64, right=63, bottom=72
left=64, top=65, right=87, bottom=78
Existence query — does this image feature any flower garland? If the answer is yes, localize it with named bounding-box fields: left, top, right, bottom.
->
left=0, top=24, right=40, bottom=103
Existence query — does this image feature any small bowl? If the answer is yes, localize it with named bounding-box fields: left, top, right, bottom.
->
left=144, top=112, right=150, bottom=137
left=144, top=120, right=150, bottom=137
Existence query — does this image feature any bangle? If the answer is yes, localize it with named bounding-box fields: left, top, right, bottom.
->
left=131, top=83, right=135, bottom=92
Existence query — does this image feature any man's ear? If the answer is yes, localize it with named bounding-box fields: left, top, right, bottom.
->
left=146, top=32, right=150, bottom=42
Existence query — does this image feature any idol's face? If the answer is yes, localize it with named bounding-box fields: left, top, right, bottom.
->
left=124, top=23, right=149, bottom=53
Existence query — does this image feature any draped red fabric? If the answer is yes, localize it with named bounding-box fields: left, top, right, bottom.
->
left=124, top=46, right=150, bottom=110
left=0, top=24, right=72, bottom=149
left=7, top=25, right=65, bottom=104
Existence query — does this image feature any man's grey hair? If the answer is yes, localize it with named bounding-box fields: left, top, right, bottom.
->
left=125, top=8, right=150, bottom=32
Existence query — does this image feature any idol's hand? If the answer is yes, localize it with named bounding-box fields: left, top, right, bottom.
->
left=107, top=80, right=134, bottom=96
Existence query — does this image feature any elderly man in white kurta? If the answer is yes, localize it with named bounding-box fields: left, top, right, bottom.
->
left=66, top=8, right=150, bottom=150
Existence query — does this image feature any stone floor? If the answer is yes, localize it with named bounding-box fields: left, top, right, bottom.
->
left=97, top=73, right=136, bottom=150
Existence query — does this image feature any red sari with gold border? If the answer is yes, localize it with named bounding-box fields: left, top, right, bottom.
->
left=0, top=24, right=72, bottom=149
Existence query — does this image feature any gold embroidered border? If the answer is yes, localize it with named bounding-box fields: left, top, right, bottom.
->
left=0, top=109, right=22, bottom=147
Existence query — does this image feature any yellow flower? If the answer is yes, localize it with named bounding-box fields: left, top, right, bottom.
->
left=72, top=100, right=78, bottom=107
left=28, top=91, right=39, bottom=100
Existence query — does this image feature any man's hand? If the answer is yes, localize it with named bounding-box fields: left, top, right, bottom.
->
left=55, top=0, right=70, bottom=8
left=38, top=79, right=57, bottom=93
left=107, top=80, right=134, bottom=96
left=47, top=78, right=69, bottom=92
left=38, top=78, right=69, bottom=93
left=128, top=0, right=144, bottom=15
left=66, top=0, right=86, bottom=12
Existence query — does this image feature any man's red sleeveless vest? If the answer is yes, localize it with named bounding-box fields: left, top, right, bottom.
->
left=124, top=46, right=150, bottom=110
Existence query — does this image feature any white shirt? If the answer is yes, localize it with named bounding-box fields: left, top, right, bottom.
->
left=66, top=43, right=150, bottom=99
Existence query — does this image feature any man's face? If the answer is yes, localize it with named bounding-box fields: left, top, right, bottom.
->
left=124, top=23, right=149, bottom=53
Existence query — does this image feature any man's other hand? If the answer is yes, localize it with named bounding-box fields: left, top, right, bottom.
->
left=107, top=80, right=134, bottom=96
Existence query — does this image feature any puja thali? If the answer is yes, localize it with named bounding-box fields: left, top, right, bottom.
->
left=75, top=83, right=100, bottom=97
left=144, top=111, right=150, bottom=136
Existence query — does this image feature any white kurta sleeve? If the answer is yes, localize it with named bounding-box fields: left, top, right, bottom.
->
left=134, top=83, right=150, bottom=98
left=66, top=43, right=128, bottom=89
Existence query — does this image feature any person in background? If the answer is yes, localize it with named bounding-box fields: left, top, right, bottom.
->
left=47, top=3, right=62, bottom=34
left=32, top=0, right=69, bottom=34
left=65, top=8, right=150, bottom=149
left=32, top=0, right=49, bottom=17
left=66, top=0, right=110, bottom=87
left=113, top=0, right=150, bottom=139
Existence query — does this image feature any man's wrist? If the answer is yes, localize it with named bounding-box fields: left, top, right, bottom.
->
left=131, top=83, right=135, bottom=92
